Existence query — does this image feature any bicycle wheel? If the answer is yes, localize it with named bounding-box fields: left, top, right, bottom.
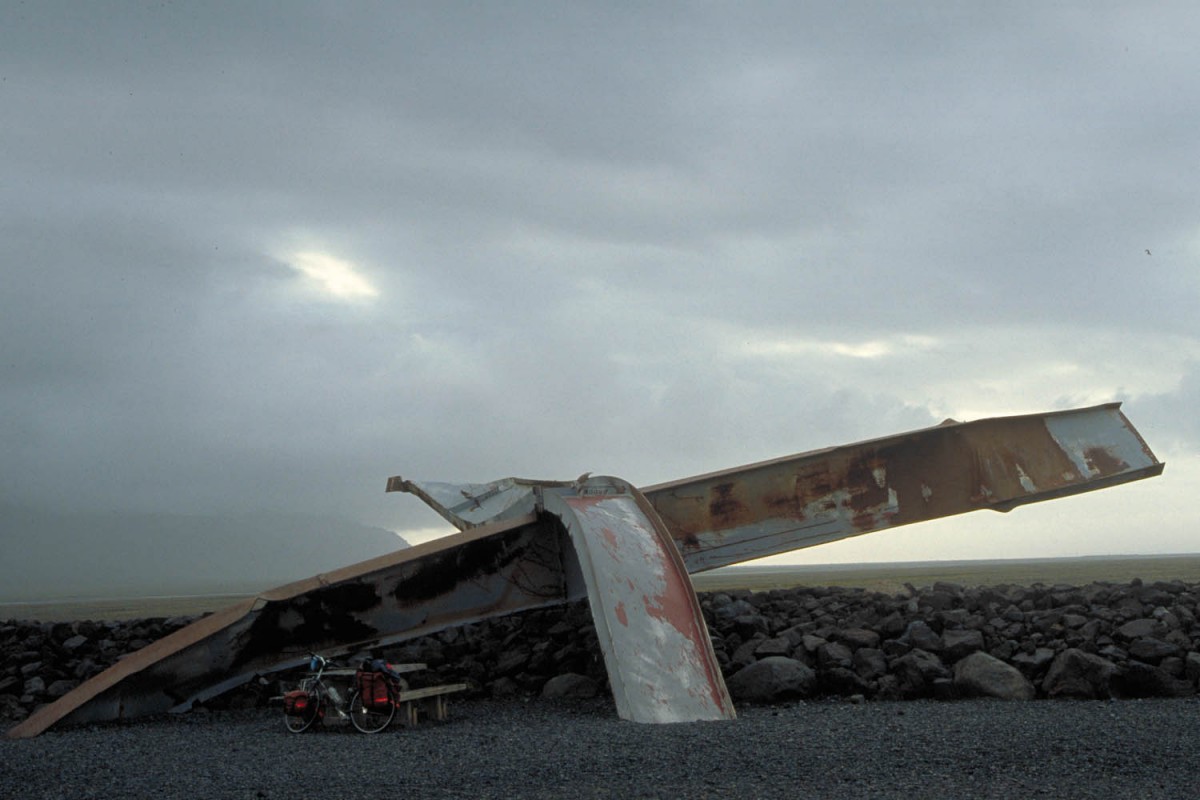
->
left=349, top=687, right=395, bottom=734
left=284, top=684, right=322, bottom=733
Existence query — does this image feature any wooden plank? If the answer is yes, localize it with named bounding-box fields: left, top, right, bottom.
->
left=395, top=683, right=469, bottom=702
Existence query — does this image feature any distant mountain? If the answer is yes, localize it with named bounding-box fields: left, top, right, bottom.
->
left=0, top=506, right=409, bottom=601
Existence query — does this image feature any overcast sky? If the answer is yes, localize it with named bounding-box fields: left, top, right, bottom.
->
left=3, top=2, right=1197, bottom=565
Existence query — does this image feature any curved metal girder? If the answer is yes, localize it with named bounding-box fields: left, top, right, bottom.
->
left=542, top=477, right=735, bottom=722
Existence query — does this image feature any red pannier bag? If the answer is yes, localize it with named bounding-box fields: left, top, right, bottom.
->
left=356, top=669, right=393, bottom=711
left=283, top=689, right=311, bottom=716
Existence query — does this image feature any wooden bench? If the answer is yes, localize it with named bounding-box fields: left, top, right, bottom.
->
left=394, top=683, right=470, bottom=726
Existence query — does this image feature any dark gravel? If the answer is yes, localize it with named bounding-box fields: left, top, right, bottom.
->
left=4, top=696, right=1199, bottom=799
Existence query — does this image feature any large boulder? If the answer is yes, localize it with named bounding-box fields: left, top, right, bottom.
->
left=1042, top=649, right=1116, bottom=699
left=953, top=651, right=1035, bottom=700
left=726, top=656, right=817, bottom=702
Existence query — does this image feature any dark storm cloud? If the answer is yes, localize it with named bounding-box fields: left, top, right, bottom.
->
left=2, top=3, right=1197, bottom=551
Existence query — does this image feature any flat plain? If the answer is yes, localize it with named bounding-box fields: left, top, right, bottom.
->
left=4, top=554, right=1199, bottom=622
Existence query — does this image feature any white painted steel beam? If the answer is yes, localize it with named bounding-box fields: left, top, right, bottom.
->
left=541, top=478, right=735, bottom=722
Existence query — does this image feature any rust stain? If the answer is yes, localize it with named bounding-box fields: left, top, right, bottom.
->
left=845, top=453, right=890, bottom=514
left=708, top=482, right=747, bottom=523
left=1084, top=446, right=1128, bottom=476
left=614, top=601, right=628, bottom=627
left=600, top=527, right=622, bottom=561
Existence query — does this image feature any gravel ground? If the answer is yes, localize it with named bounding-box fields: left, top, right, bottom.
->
left=3, top=697, right=1200, bottom=799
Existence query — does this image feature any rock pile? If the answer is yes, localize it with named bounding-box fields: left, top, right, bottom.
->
left=5, top=578, right=1200, bottom=725
left=0, top=615, right=198, bottom=724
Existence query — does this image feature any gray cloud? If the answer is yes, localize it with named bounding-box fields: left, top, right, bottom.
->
left=2, top=3, right=1198, bottom=555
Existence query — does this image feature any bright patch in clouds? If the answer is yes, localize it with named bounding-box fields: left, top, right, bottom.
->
left=287, top=251, right=379, bottom=300
left=742, top=333, right=939, bottom=360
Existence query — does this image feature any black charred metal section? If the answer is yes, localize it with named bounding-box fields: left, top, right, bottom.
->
left=233, top=582, right=382, bottom=668
left=392, top=527, right=532, bottom=604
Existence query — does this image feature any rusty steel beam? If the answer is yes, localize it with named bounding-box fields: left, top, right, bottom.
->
left=7, top=403, right=1162, bottom=738
left=396, top=404, right=1162, bottom=574
left=644, top=402, right=1163, bottom=572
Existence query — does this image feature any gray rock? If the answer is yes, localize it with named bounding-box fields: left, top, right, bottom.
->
left=822, top=666, right=872, bottom=696
left=0, top=694, right=28, bottom=722
left=1042, top=649, right=1116, bottom=699
left=852, top=648, right=888, bottom=681
left=817, top=642, right=853, bottom=668
left=713, top=599, right=756, bottom=622
left=1127, top=637, right=1180, bottom=664
left=1115, top=618, right=1163, bottom=641
left=1011, top=647, right=1056, bottom=675
left=732, top=613, right=770, bottom=639
left=990, top=640, right=1017, bottom=661
left=730, top=638, right=763, bottom=669
left=1160, top=657, right=1185, bottom=678
left=800, top=634, right=827, bottom=654
left=953, top=652, right=1035, bottom=700
left=494, top=649, right=530, bottom=675
left=892, top=649, right=950, bottom=697
left=834, top=628, right=881, bottom=650
left=900, top=621, right=943, bottom=652
left=45, top=679, right=76, bottom=699
left=877, top=611, right=906, bottom=638
left=754, top=636, right=792, bottom=657
left=942, top=629, right=985, bottom=663
left=726, top=657, right=817, bottom=702
left=541, top=673, right=599, bottom=699
left=777, top=624, right=808, bottom=648
left=921, top=591, right=957, bottom=612
left=61, top=634, right=89, bottom=652
left=1151, top=608, right=1180, bottom=630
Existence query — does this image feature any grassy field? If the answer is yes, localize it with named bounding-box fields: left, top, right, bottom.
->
left=4, top=555, right=1200, bottom=622
left=691, top=554, right=1200, bottom=595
